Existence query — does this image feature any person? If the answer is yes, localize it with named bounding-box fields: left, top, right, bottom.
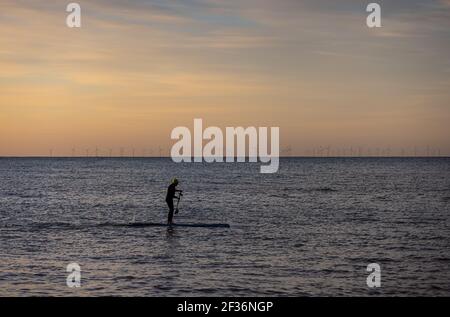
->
left=166, top=178, right=182, bottom=225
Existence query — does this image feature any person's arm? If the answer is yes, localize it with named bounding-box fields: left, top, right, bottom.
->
left=174, top=190, right=183, bottom=199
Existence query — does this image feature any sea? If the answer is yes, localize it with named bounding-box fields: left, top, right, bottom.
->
left=0, top=157, right=449, bottom=296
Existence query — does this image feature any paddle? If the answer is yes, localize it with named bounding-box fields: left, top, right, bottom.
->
left=175, top=191, right=183, bottom=214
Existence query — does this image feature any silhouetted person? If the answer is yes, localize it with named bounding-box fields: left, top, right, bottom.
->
left=166, top=178, right=182, bottom=225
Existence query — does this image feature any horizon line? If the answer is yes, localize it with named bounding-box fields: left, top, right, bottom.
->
left=0, top=156, right=449, bottom=159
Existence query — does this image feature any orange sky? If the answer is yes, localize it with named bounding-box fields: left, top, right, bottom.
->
left=1, top=0, right=449, bottom=156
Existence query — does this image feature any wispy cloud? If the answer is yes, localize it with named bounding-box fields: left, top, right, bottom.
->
left=1, top=0, right=449, bottom=155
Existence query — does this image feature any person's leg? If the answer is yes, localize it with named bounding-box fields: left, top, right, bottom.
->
left=167, top=200, right=174, bottom=224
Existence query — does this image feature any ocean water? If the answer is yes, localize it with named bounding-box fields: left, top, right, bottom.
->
left=0, top=157, right=449, bottom=296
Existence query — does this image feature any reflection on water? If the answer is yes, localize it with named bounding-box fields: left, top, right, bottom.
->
left=0, top=157, right=449, bottom=296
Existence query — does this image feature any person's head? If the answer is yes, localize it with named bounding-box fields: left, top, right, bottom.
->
left=172, top=178, right=179, bottom=186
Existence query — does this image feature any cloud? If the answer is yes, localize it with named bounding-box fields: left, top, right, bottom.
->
left=1, top=0, right=449, bottom=155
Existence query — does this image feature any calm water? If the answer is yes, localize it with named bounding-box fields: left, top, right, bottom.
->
left=0, top=157, right=449, bottom=296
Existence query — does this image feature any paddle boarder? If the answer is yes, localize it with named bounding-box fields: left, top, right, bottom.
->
left=166, top=178, right=183, bottom=225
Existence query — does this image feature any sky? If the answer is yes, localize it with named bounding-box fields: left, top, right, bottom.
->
left=1, top=0, right=449, bottom=156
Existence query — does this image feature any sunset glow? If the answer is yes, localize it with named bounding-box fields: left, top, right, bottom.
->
left=1, top=0, right=449, bottom=156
